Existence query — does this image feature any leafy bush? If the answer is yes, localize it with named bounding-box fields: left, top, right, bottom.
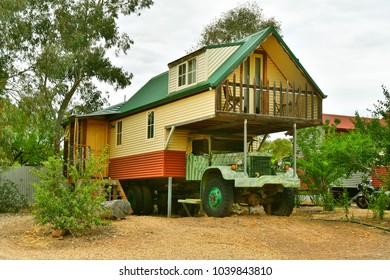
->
left=32, top=151, right=111, bottom=234
left=0, top=178, right=27, bottom=213
left=369, top=189, right=389, bottom=220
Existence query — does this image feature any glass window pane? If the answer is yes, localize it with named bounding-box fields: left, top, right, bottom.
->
left=147, top=111, right=154, bottom=139
left=188, top=58, right=196, bottom=84
left=116, top=121, right=122, bottom=146
left=178, top=64, right=186, bottom=86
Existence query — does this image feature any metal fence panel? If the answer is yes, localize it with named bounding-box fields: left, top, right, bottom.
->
left=0, top=166, right=43, bottom=204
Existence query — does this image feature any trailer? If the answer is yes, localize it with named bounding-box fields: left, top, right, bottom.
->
left=63, top=27, right=325, bottom=217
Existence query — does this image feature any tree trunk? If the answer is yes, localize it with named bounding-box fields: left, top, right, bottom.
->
left=53, top=79, right=82, bottom=155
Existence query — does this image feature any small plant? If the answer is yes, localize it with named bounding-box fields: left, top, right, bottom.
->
left=32, top=149, right=111, bottom=235
left=369, top=188, right=389, bottom=220
left=322, top=190, right=335, bottom=212
left=339, top=188, right=350, bottom=220
left=308, top=186, right=335, bottom=211
left=0, top=178, right=27, bottom=213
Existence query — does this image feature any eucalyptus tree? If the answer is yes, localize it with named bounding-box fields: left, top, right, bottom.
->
left=0, top=0, right=154, bottom=154
left=193, top=1, right=281, bottom=49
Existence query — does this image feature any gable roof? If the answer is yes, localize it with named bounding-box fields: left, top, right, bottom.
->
left=90, top=26, right=326, bottom=120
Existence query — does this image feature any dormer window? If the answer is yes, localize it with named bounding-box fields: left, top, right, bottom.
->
left=178, top=58, right=197, bottom=87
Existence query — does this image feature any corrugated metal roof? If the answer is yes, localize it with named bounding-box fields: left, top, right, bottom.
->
left=116, top=71, right=169, bottom=117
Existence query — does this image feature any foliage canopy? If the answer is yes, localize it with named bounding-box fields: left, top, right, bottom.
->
left=0, top=0, right=153, bottom=156
left=193, top=1, right=281, bottom=49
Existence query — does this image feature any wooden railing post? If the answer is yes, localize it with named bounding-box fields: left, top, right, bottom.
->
left=305, top=83, right=308, bottom=119
left=233, top=74, right=237, bottom=112
left=292, top=82, right=296, bottom=117
left=279, top=80, right=283, bottom=116
left=216, top=85, right=221, bottom=111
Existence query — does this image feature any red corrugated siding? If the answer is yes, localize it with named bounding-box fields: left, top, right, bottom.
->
left=109, top=150, right=186, bottom=180
left=372, top=167, right=388, bottom=188
left=164, top=150, right=186, bottom=177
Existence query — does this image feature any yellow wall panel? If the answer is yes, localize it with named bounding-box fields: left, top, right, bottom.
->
left=109, top=90, right=215, bottom=159
left=262, top=36, right=308, bottom=86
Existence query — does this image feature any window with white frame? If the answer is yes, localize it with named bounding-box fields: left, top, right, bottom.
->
left=178, top=58, right=196, bottom=87
left=147, top=111, right=154, bottom=139
left=116, top=121, right=123, bottom=146
left=178, top=63, right=186, bottom=87
left=187, top=58, right=197, bottom=84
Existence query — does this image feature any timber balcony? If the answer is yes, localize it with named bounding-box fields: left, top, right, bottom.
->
left=215, top=76, right=323, bottom=120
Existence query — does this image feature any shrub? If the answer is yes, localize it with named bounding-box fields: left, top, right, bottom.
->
left=369, top=188, right=389, bottom=220
left=339, top=188, right=350, bottom=220
left=32, top=151, right=111, bottom=234
left=0, top=178, right=27, bottom=213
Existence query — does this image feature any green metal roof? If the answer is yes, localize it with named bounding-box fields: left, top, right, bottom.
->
left=117, top=71, right=169, bottom=116
left=89, top=26, right=325, bottom=120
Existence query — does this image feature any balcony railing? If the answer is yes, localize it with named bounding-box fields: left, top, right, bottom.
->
left=216, top=75, right=322, bottom=120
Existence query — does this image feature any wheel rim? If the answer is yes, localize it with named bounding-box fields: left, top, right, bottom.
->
left=208, top=187, right=222, bottom=208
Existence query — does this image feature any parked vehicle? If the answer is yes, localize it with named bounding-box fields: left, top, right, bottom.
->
left=355, top=180, right=390, bottom=209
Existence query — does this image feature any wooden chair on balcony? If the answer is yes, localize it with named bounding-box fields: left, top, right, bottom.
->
left=223, top=85, right=243, bottom=112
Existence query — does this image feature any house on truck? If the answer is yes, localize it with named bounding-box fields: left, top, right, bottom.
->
left=63, top=27, right=326, bottom=217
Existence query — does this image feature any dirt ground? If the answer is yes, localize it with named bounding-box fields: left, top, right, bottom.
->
left=0, top=205, right=390, bottom=260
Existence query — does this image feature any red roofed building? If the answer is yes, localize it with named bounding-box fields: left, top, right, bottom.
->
left=322, top=113, right=387, bottom=188
left=323, top=113, right=355, bottom=132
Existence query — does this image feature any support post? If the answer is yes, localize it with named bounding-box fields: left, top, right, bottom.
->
left=167, top=177, right=173, bottom=218
left=244, top=119, right=248, bottom=177
left=293, top=123, right=297, bottom=177
left=164, top=126, right=175, bottom=150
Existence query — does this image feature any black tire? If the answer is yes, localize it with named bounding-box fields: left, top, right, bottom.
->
left=156, top=193, right=168, bottom=215
left=202, top=177, right=234, bottom=217
left=356, top=196, right=369, bottom=209
left=263, top=188, right=295, bottom=216
left=141, top=186, right=154, bottom=215
left=126, top=186, right=143, bottom=215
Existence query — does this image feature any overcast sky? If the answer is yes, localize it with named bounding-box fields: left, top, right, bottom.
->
left=107, top=0, right=390, bottom=117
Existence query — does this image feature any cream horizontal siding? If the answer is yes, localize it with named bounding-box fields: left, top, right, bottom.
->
left=109, top=113, right=148, bottom=159
left=168, top=67, right=178, bottom=93
left=267, top=58, right=285, bottom=83
left=206, top=45, right=240, bottom=79
left=262, top=35, right=308, bottom=86
left=109, top=90, right=215, bottom=159
left=227, top=65, right=242, bottom=82
left=165, top=129, right=190, bottom=151
left=196, top=52, right=207, bottom=83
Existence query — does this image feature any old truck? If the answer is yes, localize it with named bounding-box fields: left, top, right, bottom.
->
left=63, top=27, right=325, bottom=217
left=181, top=122, right=300, bottom=217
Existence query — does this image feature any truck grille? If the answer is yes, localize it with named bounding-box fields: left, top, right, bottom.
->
left=248, top=154, right=271, bottom=177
